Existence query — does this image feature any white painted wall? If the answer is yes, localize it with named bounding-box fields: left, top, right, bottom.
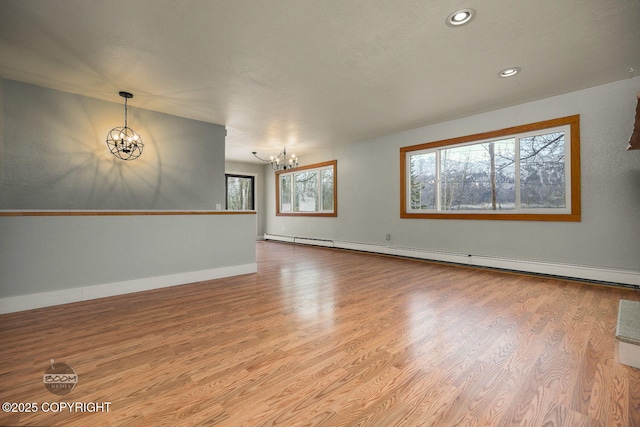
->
left=266, top=77, right=640, bottom=276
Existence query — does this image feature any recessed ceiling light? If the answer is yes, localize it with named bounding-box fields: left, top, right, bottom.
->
left=498, top=67, right=521, bottom=78
left=446, top=8, right=476, bottom=27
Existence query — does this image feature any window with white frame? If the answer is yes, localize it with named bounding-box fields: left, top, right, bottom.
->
left=400, top=115, right=580, bottom=221
left=276, top=160, right=337, bottom=217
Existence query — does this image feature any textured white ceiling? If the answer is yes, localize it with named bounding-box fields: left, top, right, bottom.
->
left=1, top=0, right=639, bottom=163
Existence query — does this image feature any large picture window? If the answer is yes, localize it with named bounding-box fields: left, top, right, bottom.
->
left=276, top=160, right=337, bottom=217
left=400, top=115, right=580, bottom=221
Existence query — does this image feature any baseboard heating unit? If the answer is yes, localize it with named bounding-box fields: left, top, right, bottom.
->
left=263, top=234, right=640, bottom=288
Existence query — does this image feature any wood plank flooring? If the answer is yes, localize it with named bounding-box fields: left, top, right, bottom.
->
left=1, top=241, right=639, bottom=426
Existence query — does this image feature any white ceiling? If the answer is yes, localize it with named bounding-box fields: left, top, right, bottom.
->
left=1, top=0, right=639, bottom=163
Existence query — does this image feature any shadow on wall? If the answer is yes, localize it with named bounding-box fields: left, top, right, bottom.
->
left=2, top=81, right=225, bottom=211
left=3, top=95, right=163, bottom=209
left=629, top=168, right=640, bottom=206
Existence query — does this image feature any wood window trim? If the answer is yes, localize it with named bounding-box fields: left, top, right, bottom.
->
left=276, top=160, right=337, bottom=217
left=400, top=115, right=581, bottom=221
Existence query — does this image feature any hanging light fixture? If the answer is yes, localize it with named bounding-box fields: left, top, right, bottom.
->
left=106, top=91, right=144, bottom=160
left=252, top=147, right=298, bottom=170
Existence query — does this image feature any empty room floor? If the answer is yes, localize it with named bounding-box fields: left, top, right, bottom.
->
left=1, top=241, right=639, bottom=426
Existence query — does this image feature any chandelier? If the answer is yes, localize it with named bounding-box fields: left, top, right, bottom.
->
left=106, top=91, right=144, bottom=160
left=252, top=147, right=298, bottom=170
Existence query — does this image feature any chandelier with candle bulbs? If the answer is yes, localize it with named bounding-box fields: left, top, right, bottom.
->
left=252, top=147, right=298, bottom=170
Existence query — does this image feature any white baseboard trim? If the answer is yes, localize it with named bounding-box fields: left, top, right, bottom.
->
left=0, top=263, right=257, bottom=314
left=264, top=234, right=296, bottom=243
left=264, top=234, right=640, bottom=287
left=295, top=237, right=335, bottom=248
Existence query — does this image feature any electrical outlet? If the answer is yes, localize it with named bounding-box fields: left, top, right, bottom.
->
left=216, top=203, right=222, bottom=210
left=385, top=233, right=391, bottom=241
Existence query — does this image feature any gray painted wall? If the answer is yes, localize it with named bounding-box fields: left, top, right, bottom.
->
left=0, top=80, right=4, bottom=200
left=1, top=79, right=226, bottom=210
left=0, top=214, right=256, bottom=298
left=266, top=77, right=640, bottom=272
left=0, top=80, right=257, bottom=305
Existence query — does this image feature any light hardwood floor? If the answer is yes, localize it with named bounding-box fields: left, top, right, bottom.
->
left=1, top=241, right=639, bottom=426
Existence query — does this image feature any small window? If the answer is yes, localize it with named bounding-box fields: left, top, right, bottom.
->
left=226, top=174, right=255, bottom=210
left=400, top=115, right=580, bottom=221
left=276, top=160, right=337, bottom=217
